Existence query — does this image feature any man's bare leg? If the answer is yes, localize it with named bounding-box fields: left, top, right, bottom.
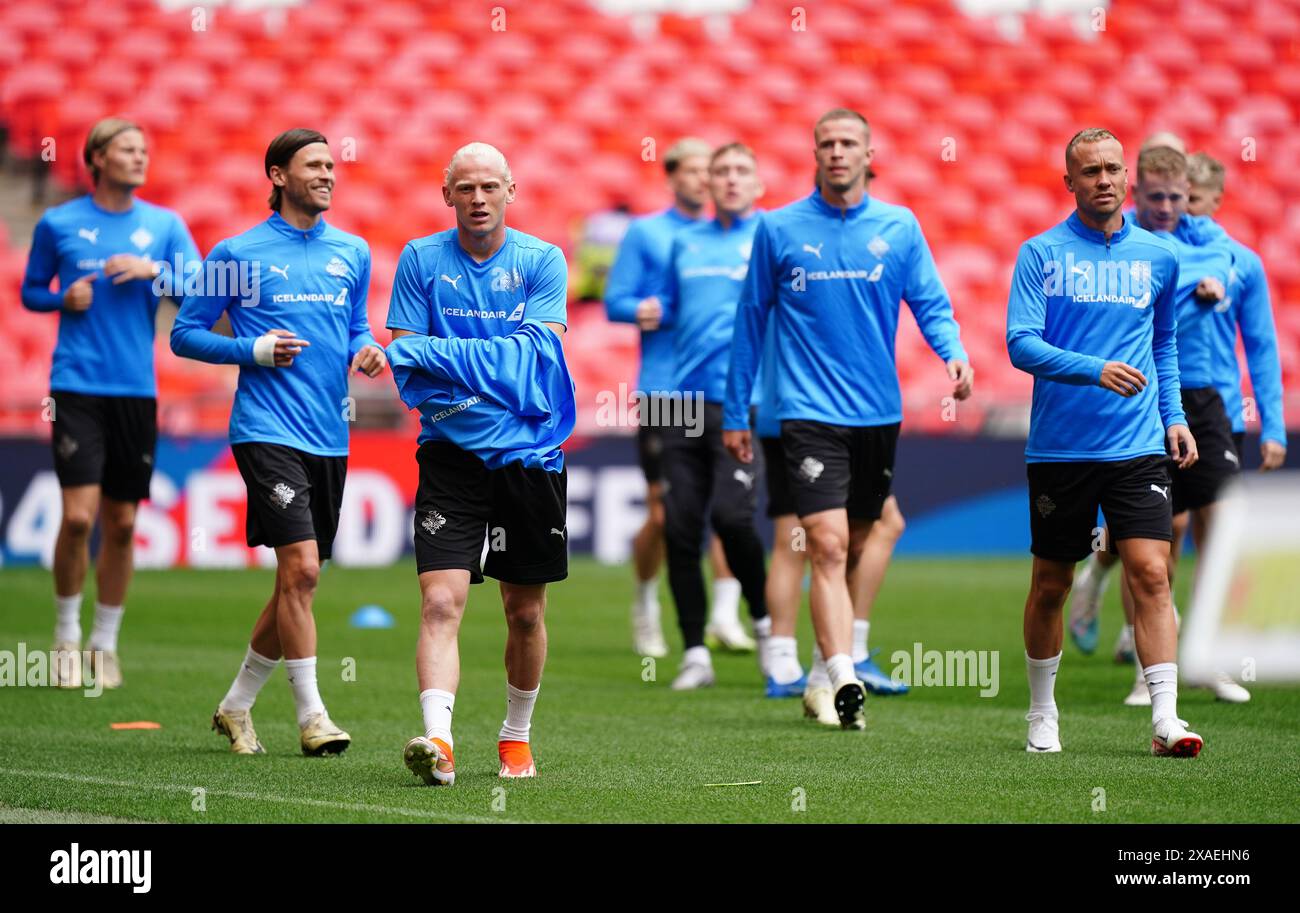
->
left=405, top=567, right=472, bottom=782
left=632, top=482, right=666, bottom=583
left=1022, top=556, right=1074, bottom=751
left=51, top=485, right=98, bottom=687
left=498, top=581, right=548, bottom=776
left=630, top=481, right=668, bottom=656
left=1115, top=536, right=1201, bottom=754
left=416, top=568, right=473, bottom=719
left=267, top=540, right=345, bottom=752
left=84, top=497, right=138, bottom=682
left=765, top=514, right=807, bottom=690
left=802, top=506, right=865, bottom=727
left=214, top=542, right=336, bottom=754
left=848, top=497, right=909, bottom=693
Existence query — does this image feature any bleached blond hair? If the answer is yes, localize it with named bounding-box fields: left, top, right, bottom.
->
left=444, top=142, right=513, bottom=186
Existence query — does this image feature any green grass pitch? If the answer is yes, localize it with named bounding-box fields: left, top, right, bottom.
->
left=1, top=557, right=1297, bottom=823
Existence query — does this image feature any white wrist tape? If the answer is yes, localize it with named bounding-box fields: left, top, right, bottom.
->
left=253, top=333, right=278, bottom=367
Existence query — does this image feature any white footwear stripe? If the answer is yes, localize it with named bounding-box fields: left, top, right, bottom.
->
left=0, top=768, right=522, bottom=824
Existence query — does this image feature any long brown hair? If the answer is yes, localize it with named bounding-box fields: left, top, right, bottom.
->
left=264, top=128, right=327, bottom=211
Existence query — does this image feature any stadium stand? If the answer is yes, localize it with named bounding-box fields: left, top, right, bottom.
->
left=1, top=0, right=1296, bottom=436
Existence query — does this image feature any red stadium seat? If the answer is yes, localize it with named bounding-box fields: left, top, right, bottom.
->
left=0, top=0, right=1295, bottom=436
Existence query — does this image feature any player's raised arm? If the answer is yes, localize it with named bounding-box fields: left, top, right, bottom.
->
left=723, top=213, right=775, bottom=434
left=1006, top=241, right=1107, bottom=386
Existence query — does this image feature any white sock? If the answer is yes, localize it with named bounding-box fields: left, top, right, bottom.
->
left=808, top=645, right=830, bottom=688
left=220, top=646, right=280, bottom=712
left=825, top=652, right=857, bottom=693
left=420, top=688, right=455, bottom=747
left=1025, top=651, right=1061, bottom=715
left=500, top=682, right=539, bottom=743
left=767, top=636, right=802, bottom=684
left=284, top=657, right=325, bottom=727
left=852, top=619, right=870, bottom=663
left=709, top=577, right=741, bottom=627
left=1122, top=623, right=1135, bottom=646
left=753, top=615, right=771, bottom=637
left=635, top=579, right=660, bottom=616
left=683, top=644, right=711, bottom=667
left=1144, top=662, right=1179, bottom=723
left=86, top=602, right=124, bottom=653
left=54, top=593, right=83, bottom=644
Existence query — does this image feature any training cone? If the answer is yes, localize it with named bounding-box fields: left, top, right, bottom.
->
left=350, top=605, right=395, bottom=629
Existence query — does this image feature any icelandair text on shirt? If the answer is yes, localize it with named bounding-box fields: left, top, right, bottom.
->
left=1041, top=255, right=1154, bottom=308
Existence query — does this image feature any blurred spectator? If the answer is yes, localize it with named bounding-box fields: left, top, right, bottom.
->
left=571, top=202, right=633, bottom=302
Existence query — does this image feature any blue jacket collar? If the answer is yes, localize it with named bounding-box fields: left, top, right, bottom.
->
left=665, top=206, right=701, bottom=225
left=712, top=209, right=758, bottom=231
left=1067, top=210, right=1129, bottom=244
left=268, top=210, right=328, bottom=241
left=809, top=187, right=869, bottom=220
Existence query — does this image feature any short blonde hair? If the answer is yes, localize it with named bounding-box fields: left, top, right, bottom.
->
left=83, top=117, right=142, bottom=184
left=710, top=142, right=757, bottom=168
left=444, top=142, right=513, bottom=186
left=1065, top=128, right=1118, bottom=169
left=1136, top=145, right=1187, bottom=181
left=1187, top=152, right=1226, bottom=191
left=664, top=137, right=712, bottom=176
left=815, top=107, right=870, bottom=140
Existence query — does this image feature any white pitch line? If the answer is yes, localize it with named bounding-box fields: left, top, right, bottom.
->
left=0, top=768, right=521, bottom=824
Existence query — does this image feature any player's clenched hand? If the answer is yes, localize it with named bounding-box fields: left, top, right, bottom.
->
left=635, top=296, right=663, bottom=331
left=104, top=254, right=158, bottom=285
left=1167, top=424, right=1198, bottom=469
left=1194, top=276, right=1225, bottom=303
left=63, top=273, right=97, bottom=311
left=1099, top=361, right=1147, bottom=397
left=1260, top=440, right=1287, bottom=471
left=351, top=344, right=386, bottom=378
left=947, top=359, right=974, bottom=401
left=723, top=429, right=753, bottom=464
